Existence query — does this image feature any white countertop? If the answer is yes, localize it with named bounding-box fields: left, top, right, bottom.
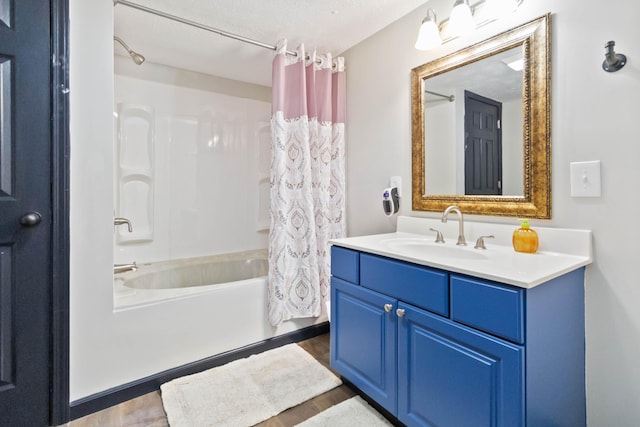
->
left=331, top=216, right=592, bottom=288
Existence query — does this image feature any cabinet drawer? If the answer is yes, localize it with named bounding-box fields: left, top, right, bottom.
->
left=450, top=275, right=524, bottom=344
left=360, top=253, right=449, bottom=316
left=331, top=246, right=360, bottom=284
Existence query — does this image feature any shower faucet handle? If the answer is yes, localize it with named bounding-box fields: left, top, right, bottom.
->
left=114, top=217, right=133, bottom=233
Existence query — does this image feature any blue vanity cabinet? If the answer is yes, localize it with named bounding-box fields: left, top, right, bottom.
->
left=397, top=302, right=524, bottom=427
left=331, top=277, right=398, bottom=413
left=330, top=245, right=587, bottom=427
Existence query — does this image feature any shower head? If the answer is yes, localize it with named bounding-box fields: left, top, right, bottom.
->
left=113, top=36, right=145, bottom=65
left=129, top=51, right=146, bottom=66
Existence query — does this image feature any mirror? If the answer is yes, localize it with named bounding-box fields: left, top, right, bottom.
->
left=424, top=45, right=524, bottom=197
left=411, top=14, right=551, bottom=218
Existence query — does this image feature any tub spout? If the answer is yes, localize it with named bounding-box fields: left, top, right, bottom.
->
left=114, top=262, right=137, bottom=274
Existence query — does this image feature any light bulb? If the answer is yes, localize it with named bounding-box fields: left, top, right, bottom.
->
left=446, top=0, right=475, bottom=38
left=415, top=16, right=442, bottom=50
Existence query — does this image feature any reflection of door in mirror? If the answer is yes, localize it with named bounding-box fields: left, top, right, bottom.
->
left=424, top=45, right=524, bottom=196
left=464, top=90, right=502, bottom=195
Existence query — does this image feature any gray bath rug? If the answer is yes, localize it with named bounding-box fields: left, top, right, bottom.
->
left=160, top=343, right=342, bottom=427
left=294, top=396, right=393, bottom=427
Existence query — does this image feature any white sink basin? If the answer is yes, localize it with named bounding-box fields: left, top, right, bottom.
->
left=380, top=237, right=488, bottom=261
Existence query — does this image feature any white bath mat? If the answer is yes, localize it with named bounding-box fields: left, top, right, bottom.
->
left=160, top=343, right=342, bottom=427
left=294, top=396, right=393, bottom=427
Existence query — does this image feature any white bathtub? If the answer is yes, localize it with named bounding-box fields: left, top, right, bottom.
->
left=79, top=247, right=325, bottom=401
left=113, top=249, right=268, bottom=309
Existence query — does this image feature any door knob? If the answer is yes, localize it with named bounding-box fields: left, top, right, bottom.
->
left=396, top=308, right=406, bottom=318
left=20, top=212, right=42, bottom=227
left=384, top=303, right=393, bottom=313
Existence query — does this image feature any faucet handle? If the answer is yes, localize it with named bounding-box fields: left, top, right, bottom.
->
left=114, top=217, right=133, bottom=233
left=474, top=235, right=495, bottom=250
left=429, top=228, right=445, bottom=243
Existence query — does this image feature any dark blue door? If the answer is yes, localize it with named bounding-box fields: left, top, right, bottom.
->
left=397, top=303, right=524, bottom=427
left=0, top=1, right=55, bottom=425
left=464, top=90, right=503, bottom=196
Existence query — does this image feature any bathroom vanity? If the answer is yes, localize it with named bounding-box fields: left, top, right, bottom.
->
left=329, top=216, right=592, bottom=427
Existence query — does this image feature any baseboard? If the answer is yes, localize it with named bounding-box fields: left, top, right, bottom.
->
left=69, top=322, right=329, bottom=421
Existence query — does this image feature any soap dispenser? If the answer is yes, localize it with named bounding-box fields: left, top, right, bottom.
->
left=512, top=219, right=538, bottom=253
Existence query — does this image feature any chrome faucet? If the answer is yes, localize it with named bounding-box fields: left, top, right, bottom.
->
left=441, top=206, right=466, bottom=246
left=114, top=217, right=133, bottom=232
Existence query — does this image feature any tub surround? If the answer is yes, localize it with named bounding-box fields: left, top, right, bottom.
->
left=331, top=216, right=592, bottom=288
left=113, top=58, right=271, bottom=265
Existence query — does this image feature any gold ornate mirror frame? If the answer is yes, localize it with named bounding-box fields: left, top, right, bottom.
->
left=411, top=14, right=551, bottom=218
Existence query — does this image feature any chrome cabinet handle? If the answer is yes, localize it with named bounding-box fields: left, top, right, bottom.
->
left=20, top=212, right=42, bottom=227
left=384, top=303, right=393, bottom=313
left=396, top=308, right=405, bottom=318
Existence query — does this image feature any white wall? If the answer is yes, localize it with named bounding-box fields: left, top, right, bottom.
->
left=343, top=0, right=640, bottom=425
left=70, top=0, right=321, bottom=402
left=113, top=58, right=270, bottom=264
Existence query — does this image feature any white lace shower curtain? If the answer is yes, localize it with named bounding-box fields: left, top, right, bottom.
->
left=268, top=40, right=346, bottom=326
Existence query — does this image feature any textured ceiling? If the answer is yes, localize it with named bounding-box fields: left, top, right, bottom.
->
left=114, top=0, right=430, bottom=86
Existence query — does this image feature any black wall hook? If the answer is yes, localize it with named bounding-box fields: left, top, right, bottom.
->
left=602, top=40, right=626, bottom=72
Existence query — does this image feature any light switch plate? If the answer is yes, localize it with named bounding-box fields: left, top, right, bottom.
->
left=570, top=161, right=601, bottom=197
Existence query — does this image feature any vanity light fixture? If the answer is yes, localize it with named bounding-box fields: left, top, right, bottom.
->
left=415, top=9, right=442, bottom=50
left=446, top=0, right=475, bottom=38
left=415, top=0, right=525, bottom=51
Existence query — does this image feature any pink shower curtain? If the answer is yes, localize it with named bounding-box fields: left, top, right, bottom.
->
left=268, top=40, right=346, bottom=326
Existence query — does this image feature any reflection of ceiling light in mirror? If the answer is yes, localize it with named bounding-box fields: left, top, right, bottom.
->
left=415, top=9, right=442, bottom=50
left=446, top=0, right=474, bottom=38
left=501, top=52, right=524, bottom=71
left=505, top=58, right=524, bottom=71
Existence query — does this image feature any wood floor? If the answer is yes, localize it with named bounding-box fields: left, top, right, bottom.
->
left=68, top=333, right=357, bottom=427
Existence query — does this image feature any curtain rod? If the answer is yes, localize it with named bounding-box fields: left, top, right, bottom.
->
left=425, top=90, right=455, bottom=102
left=114, top=0, right=311, bottom=61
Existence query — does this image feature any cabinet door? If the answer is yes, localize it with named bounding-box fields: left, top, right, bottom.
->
left=330, top=277, right=398, bottom=413
left=397, top=303, right=524, bottom=427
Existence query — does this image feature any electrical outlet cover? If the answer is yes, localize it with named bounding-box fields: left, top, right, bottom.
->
left=390, top=176, right=402, bottom=197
